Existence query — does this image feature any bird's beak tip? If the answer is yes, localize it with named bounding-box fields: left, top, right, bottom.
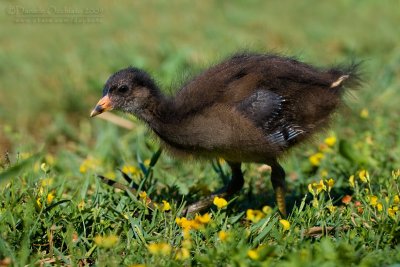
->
left=90, top=95, right=112, bottom=118
left=90, top=109, right=99, bottom=117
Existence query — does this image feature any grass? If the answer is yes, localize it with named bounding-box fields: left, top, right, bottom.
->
left=1, top=0, right=400, bottom=266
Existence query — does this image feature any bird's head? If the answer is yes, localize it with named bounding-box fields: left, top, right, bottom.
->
left=90, top=67, right=159, bottom=117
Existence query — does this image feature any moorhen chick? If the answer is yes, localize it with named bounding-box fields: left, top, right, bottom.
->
left=90, top=53, right=360, bottom=216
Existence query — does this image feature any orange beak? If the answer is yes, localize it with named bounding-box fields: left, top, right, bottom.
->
left=90, top=95, right=113, bottom=117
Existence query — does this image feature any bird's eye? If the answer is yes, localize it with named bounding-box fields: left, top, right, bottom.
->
left=118, top=85, right=129, bottom=93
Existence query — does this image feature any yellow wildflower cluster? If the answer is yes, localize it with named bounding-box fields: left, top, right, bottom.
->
left=144, top=159, right=151, bottom=167
left=175, top=246, right=191, bottom=260
left=358, top=170, right=370, bottom=183
left=247, top=248, right=260, bottom=260
left=147, top=242, right=172, bottom=256
left=360, top=108, right=369, bottom=119
left=308, top=180, right=326, bottom=196
left=174, top=216, right=195, bottom=260
left=368, top=195, right=383, bottom=211
left=309, top=152, right=324, bottom=166
left=392, top=169, right=400, bottom=180
left=308, top=178, right=335, bottom=196
left=40, top=178, right=54, bottom=187
left=94, top=234, right=119, bottom=248
left=309, top=135, right=336, bottom=166
left=307, top=178, right=336, bottom=208
left=36, top=177, right=56, bottom=209
left=324, top=136, right=337, bottom=147
left=279, top=219, right=291, bottom=231
left=349, top=170, right=370, bottom=188
left=79, top=157, right=101, bottom=174
left=213, top=197, right=228, bottom=209
left=367, top=194, right=400, bottom=219
left=175, top=213, right=212, bottom=232
left=175, top=238, right=192, bottom=260
left=121, top=165, right=140, bottom=176
left=161, top=200, right=171, bottom=212
left=388, top=206, right=399, bottom=219
left=247, top=245, right=268, bottom=261
left=218, top=230, right=230, bottom=242
left=246, top=206, right=273, bottom=223
left=139, top=191, right=147, bottom=199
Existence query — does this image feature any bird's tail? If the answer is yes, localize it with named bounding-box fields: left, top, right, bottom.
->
left=329, top=61, right=363, bottom=90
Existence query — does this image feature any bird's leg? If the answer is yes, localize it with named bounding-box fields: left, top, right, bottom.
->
left=270, top=161, right=287, bottom=217
left=182, top=161, right=244, bottom=215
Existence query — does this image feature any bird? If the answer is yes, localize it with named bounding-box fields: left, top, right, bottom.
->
left=90, top=52, right=360, bottom=217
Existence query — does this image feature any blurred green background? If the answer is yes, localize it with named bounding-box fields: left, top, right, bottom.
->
left=1, top=1, right=400, bottom=265
left=0, top=0, right=399, bottom=154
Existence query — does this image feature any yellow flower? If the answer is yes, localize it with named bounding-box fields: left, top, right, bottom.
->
left=327, top=205, right=337, bottom=213
left=147, top=242, right=171, bottom=255
left=349, top=175, right=355, bottom=188
left=122, top=165, right=139, bottom=176
left=40, top=163, right=49, bottom=173
left=246, top=209, right=265, bottom=223
left=309, top=152, right=324, bottom=166
left=326, top=178, right=335, bottom=192
left=175, top=247, right=190, bottom=260
left=195, top=213, right=211, bottom=224
left=312, top=198, right=319, bottom=208
left=46, top=192, right=55, bottom=204
left=45, top=154, right=55, bottom=165
left=78, top=200, right=85, bottom=211
left=175, top=217, right=201, bottom=230
left=393, top=195, right=399, bottom=205
left=388, top=206, right=398, bottom=218
left=358, top=170, right=369, bottom=183
left=139, top=191, right=147, bottom=199
left=262, top=205, right=273, bottom=215
left=360, top=108, right=369, bottom=119
left=40, top=178, right=54, bottom=187
left=144, top=159, right=151, bottom=167
left=279, top=219, right=291, bottom=231
left=213, top=197, right=228, bottom=209
left=316, top=180, right=327, bottom=194
left=369, top=195, right=378, bottom=207
left=19, top=152, right=32, bottom=160
left=376, top=203, right=383, bottom=212
left=175, top=217, right=189, bottom=228
left=182, top=238, right=192, bottom=249
left=79, top=164, right=86, bottom=173
left=308, top=183, right=315, bottom=195
left=36, top=198, right=42, bottom=209
left=79, top=158, right=101, bottom=174
left=308, top=180, right=326, bottom=196
left=392, top=169, right=400, bottom=180
left=218, top=230, right=229, bottom=242
left=128, top=264, right=146, bottom=267
left=324, top=136, right=337, bottom=147
left=320, top=169, right=329, bottom=178
left=103, top=171, right=116, bottom=180
left=94, top=234, right=119, bottom=248
left=218, top=158, right=225, bottom=165
left=247, top=249, right=260, bottom=260
left=161, top=200, right=171, bottom=212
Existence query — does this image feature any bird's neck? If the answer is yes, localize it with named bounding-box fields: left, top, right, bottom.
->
left=135, top=89, right=185, bottom=145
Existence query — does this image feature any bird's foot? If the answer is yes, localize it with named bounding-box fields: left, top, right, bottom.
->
left=181, top=190, right=230, bottom=215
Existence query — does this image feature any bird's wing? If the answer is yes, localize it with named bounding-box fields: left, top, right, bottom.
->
left=236, top=89, right=305, bottom=147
